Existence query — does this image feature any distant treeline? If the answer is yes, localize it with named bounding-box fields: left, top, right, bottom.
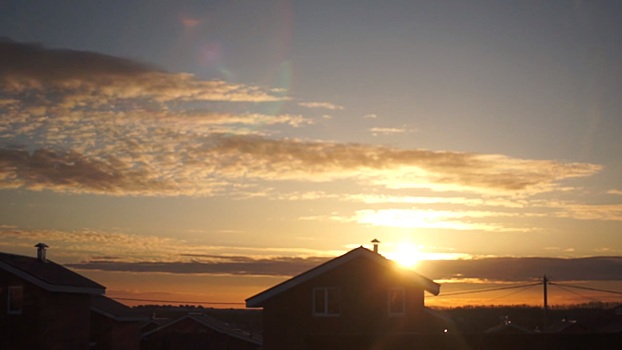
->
left=132, top=302, right=620, bottom=334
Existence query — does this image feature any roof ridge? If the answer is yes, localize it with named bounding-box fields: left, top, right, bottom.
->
left=246, top=246, right=439, bottom=307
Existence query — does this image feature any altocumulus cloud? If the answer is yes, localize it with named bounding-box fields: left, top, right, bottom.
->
left=0, top=39, right=601, bottom=197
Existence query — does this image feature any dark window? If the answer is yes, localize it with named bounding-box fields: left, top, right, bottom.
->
left=8, top=286, right=23, bottom=315
left=313, top=287, right=340, bottom=316
left=388, top=287, right=405, bottom=316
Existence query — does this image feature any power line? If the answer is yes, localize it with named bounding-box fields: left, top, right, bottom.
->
left=549, top=282, right=622, bottom=296
left=109, top=282, right=621, bottom=306
left=550, top=283, right=602, bottom=304
left=487, top=283, right=539, bottom=303
left=433, top=282, right=541, bottom=297
left=111, top=297, right=246, bottom=305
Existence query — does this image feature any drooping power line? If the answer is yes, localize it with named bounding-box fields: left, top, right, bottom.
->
left=111, top=297, right=245, bottom=305
left=549, top=282, right=622, bottom=296
left=432, top=282, right=541, bottom=297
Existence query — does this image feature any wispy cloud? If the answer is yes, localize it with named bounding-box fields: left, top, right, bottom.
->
left=68, top=255, right=329, bottom=277
left=417, top=257, right=622, bottom=282
left=298, top=101, right=344, bottom=110
left=0, top=226, right=343, bottom=263
left=69, top=254, right=622, bottom=282
left=370, top=127, right=412, bottom=136
left=553, top=202, right=622, bottom=221
left=343, top=208, right=538, bottom=232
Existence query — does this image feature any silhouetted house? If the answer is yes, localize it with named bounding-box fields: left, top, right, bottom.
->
left=0, top=244, right=143, bottom=349
left=91, top=294, right=146, bottom=350
left=140, top=315, right=170, bottom=334
left=484, top=317, right=534, bottom=334
left=141, top=314, right=262, bottom=350
left=599, top=307, right=622, bottom=334
left=545, top=317, right=593, bottom=334
left=245, top=245, right=441, bottom=350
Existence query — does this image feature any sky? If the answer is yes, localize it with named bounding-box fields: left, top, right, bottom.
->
left=0, top=0, right=621, bottom=308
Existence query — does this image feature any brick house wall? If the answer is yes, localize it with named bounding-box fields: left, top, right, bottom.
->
left=0, top=271, right=91, bottom=349
left=261, top=256, right=428, bottom=350
left=90, top=310, right=142, bottom=350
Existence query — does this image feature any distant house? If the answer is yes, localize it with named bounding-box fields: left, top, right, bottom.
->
left=245, top=244, right=442, bottom=350
left=141, top=314, right=262, bottom=350
left=484, top=317, right=534, bottom=334
left=140, top=315, right=170, bottom=334
left=0, top=244, right=144, bottom=349
left=91, top=294, right=146, bottom=350
left=545, top=318, right=593, bottom=334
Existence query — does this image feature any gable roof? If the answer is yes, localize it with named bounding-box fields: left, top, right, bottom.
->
left=91, top=295, right=148, bottom=322
left=0, top=251, right=105, bottom=294
left=246, top=246, right=440, bottom=307
left=142, top=314, right=263, bottom=345
left=484, top=320, right=534, bottom=334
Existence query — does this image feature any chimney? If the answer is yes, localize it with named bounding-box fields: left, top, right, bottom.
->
left=371, top=239, right=380, bottom=254
left=35, top=243, right=49, bottom=263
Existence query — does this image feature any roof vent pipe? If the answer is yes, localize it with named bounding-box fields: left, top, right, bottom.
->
left=371, top=239, right=380, bottom=254
left=35, top=243, right=49, bottom=263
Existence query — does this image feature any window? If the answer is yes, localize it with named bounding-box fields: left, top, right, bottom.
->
left=8, top=285, right=23, bottom=315
left=388, top=287, right=405, bottom=316
left=313, top=287, right=340, bottom=316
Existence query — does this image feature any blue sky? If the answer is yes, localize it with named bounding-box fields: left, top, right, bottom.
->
left=0, top=0, right=621, bottom=306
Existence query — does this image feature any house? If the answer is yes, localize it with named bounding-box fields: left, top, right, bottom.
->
left=545, top=317, right=593, bottom=334
left=90, top=294, right=146, bottom=350
left=484, top=317, right=534, bottom=334
left=245, top=243, right=442, bottom=350
left=0, top=244, right=144, bottom=349
left=141, top=314, right=263, bottom=350
left=140, top=315, right=170, bottom=334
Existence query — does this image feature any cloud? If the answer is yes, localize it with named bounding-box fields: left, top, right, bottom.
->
left=298, top=102, right=344, bottom=110
left=68, top=255, right=329, bottom=277
left=370, top=127, right=412, bottom=136
left=349, top=208, right=537, bottom=232
left=416, top=257, right=622, bottom=282
left=0, top=39, right=286, bottom=107
left=0, top=39, right=602, bottom=198
left=66, top=254, right=622, bottom=282
left=0, top=135, right=601, bottom=196
left=0, top=226, right=342, bottom=263
left=3, top=225, right=618, bottom=281
left=0, top=227, right=192, bottom=269
left=207, top=138, right=600, bottom=193
left=546, top=201, right=622, bottom=222
left=363, top=114, right=378, bottom=119
left=341, top=194, right=527, bottom=208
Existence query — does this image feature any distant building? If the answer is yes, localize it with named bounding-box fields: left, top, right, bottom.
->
left=0, top=244, right=145, bottom=349
left=141, top=314, right=262, bottom=350
left=484, top=316, right=534, bottom=334
left=246, top=244, right=442, bottom=350
left=91, top=294, right=147, bottom=349
left=545, top=317, right=593, bottom=334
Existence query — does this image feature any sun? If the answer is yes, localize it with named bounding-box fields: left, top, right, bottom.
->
left=388, top=242, right=421, bottom=269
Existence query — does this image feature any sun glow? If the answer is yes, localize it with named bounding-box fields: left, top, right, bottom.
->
left=387, top=242, right=421, bottom=269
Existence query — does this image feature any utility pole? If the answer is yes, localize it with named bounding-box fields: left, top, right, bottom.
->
left=543, top=275, right=549, bottom=329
